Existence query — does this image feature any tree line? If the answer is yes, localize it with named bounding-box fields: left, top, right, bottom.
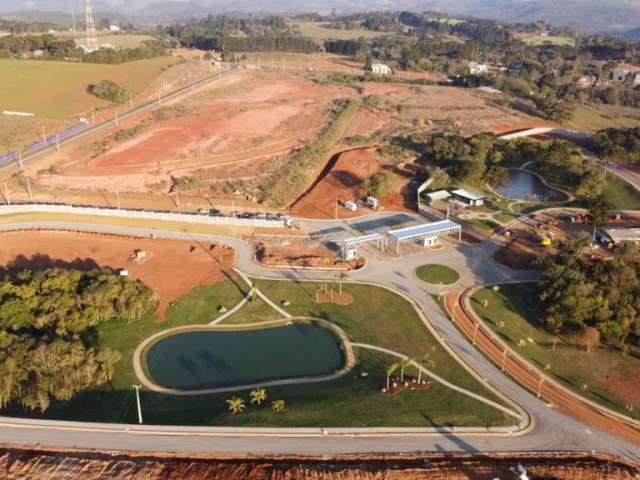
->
left=591, top=128, right=640, bottom=166
left=0, top=268, right=158, bottom=412
left=540, top=236, right=640, bottom=351
left=164, top=15, right=319, bottom=54
left=0, top=34, right=167, bottom=64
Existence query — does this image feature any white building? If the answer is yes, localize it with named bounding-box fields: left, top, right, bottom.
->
left=468, top=61, right=490, bottom=75
left=611, top=64, right=640, bottom=85
left=451, top=189, right=486, bottom=207
left=109, top=25, right=121, bottom=32
left=370, top=63, right=392, bottom=76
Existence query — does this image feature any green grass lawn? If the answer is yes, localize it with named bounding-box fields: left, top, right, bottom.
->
left=0, top=57, right=176, bottom=118
left=521, top=35, right=575, bottom=47
left=10, top=277, right=514, bottom=428
left=466, top=217, right=502, bottom=232
left=416, top=264, right=460, bottom=285
left=567, top=104, right=640, bottom=132
left=74, top=34, right=156, bottom=49
left=472, top=283, right=640, bottom=419
left=292, top=21, right=393, bottom=41
left=602, top=174, right=640, bottom=210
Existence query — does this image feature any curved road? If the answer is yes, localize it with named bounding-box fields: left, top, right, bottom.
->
left=0, top=217, right=638, bottom=462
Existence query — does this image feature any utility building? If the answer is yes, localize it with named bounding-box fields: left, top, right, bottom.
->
left=370, top=63, right=392, bottom=76
left=451, top=189, right=486, bottom=208
left=596, top=227, right=640, bottom=249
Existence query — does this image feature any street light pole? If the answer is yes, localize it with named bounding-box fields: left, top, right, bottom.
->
left=133, top=384, right=143, bottom=424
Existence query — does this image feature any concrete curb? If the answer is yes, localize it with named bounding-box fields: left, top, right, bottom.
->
left=462, top=284, right=640, bottom=431
left=133, top=317, right=356, bottom=397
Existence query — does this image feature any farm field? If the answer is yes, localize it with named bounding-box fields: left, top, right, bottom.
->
left=74, top=34, right=157, bottom=49
left=520, top=35, right=576, bottom=47
left=472, top=283, right=640, bottom=420
left=292, top=21, right=396, bottom=41
left=0, top=57, right=177, bottom=118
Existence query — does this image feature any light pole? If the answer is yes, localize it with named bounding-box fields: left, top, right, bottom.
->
left=132, top=384, right=143, bottom=424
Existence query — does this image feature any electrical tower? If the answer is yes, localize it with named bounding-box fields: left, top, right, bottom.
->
left=84, top=0, right=99, bottom=52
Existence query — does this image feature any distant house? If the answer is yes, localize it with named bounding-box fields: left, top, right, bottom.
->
left=468, top=61, right=490, bottom=75
left=610, top=64, right=640, bottom=85
left=109, top=25, right=121, bottom=32
left=577, top=75, right=597, bottom=89
left=451, top=189, right=486, bottom=208
left=370, top=63, right=392, bottom=76
left=476, top=86, right=502, bottom=97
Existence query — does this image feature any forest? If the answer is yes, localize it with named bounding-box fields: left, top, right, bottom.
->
left=0, top=268, right=158, bottom=412
left=540, top=237, right=640, bottom=350
left=591, top=128, right=640, bottom=165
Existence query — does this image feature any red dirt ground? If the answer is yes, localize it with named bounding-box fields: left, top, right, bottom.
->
left=291, top=147, right=382, bottom=219
left=34, top=70, right=350, bottom=195
left=255, top=239, right=362, bottom=270
left=0, top=231, right=234, bottom=320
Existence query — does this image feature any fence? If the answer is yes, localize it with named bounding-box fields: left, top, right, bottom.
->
left=0, top=121, right=90, bottom=166
left=0, top=203, right=287, bottom=229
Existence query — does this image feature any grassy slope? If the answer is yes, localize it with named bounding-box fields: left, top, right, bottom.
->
left=292, top=21, right=391, bottom=41
left=602, top=175, right=640, bottom=210
left=521, top=36, right=575, bottom=47
left=17, top=277, right=512, bottom=428
left=0, top=57, right=176, bottom=118
left=472, top=283, right=640, bottom=420
left=416, top=264, right=460, bottom=285
left=567, top=105, right=640, bottom=132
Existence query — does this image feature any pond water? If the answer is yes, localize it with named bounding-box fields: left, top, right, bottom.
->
left=496, top=169, right=562, bottom=202
left=145, top=323, right=345, bottom=391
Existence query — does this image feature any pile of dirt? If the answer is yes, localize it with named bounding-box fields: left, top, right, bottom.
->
left=255, top=240, right=361, bottom=270
left=0, top=230, right=235, bottom=320
left=0, top=447, right=637, bottom=479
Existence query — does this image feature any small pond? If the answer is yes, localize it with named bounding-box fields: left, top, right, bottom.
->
left=496, top=169, right=564, bottom=202
left=145, top=323, right=345, bottom=391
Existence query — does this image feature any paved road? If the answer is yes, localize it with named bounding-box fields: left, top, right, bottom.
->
left=0, top=218, right=638, bottom=462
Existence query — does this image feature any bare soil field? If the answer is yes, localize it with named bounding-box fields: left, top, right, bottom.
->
left=0, top=447, right=637, bottom=480
left=0, top=230, right=234, bottom=320
left=255, top=239, right=362, bottom=270
left=9, top=53, right=543, bottom=213
left=291, top=148, right=382, bottom=219
left=26, top=69, right=351, bottom=202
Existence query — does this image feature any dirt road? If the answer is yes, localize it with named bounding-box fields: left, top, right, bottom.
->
left=444, top=290, right=640, bottom=446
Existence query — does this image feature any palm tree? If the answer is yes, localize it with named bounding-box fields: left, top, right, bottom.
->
left=250, top=388, right=267, bottom=406
left=272, top=399, right=286, bottom=413
left=400, top=358, right=413, bottom=382
left=336, top=272, right=349, bottom=295
left=416, top=354, right=436, bottom=384
left=226, top=397, right=246, bottom=415
left=385, top=362, right=399, bottom=391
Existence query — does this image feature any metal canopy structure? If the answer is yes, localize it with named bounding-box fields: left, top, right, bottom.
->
left=388, top=220, right=462, bottom=254
left=340, top=233, right=386, bottom=260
